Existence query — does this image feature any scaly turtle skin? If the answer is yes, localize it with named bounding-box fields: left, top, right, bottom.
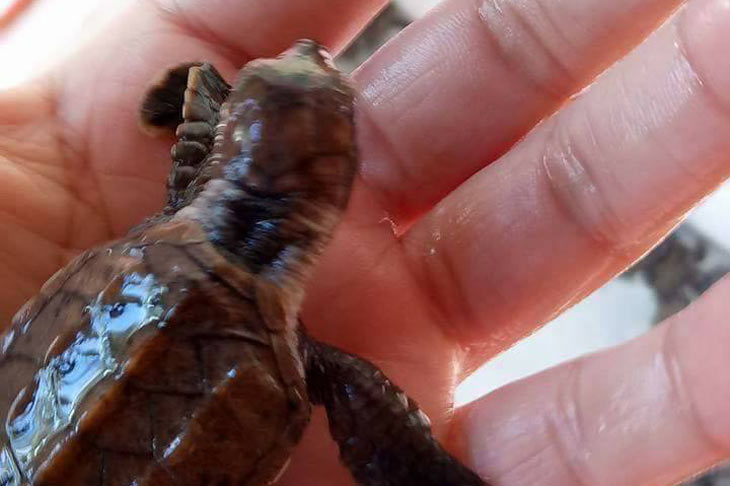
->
left=0, top=41, right=486, bottom=486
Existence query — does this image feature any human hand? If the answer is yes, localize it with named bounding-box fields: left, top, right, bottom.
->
left=2, top=0, right=730, bottom=485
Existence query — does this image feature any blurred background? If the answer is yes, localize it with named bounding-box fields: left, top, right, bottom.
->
left=2, top=0, right=730, bottom=483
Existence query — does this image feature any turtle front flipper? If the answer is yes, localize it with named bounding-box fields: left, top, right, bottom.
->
left=140, top=62, right=231, bottom=211
left=140, top=62, right=199, bottom=132
left=302, top=337, right=487, bottom=486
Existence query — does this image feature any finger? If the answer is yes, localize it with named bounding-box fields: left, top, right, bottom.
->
left=402, top=0, right=730, bottom=357
left=152, top=0, right=387, bottom=58
left=354, top=0, right=684, bottom=226
left=50, top=0, right=385, bottom=240
left=453, top=275, right=730, bottom=486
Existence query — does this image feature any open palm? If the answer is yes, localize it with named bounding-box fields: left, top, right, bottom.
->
left=3, top=0, right=730, bottom=485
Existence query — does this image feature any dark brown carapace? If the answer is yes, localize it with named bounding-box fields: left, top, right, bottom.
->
left=0, top=40, right=485, bottom=486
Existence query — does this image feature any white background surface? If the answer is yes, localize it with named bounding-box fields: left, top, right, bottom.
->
left=395, top=0, right=443, bottom=18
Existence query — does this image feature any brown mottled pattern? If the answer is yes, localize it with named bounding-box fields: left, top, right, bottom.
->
left=0, top=220, right=309, bottom=486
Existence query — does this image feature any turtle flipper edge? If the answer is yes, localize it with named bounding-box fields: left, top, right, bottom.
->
left=140, top=62, right=231, bottom=211
left=302, top=336, right=487, bottom=486
left=139, top=62, right=201, bottom=132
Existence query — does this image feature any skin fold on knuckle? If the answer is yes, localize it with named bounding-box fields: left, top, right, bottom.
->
left=668, top=276, right=730, bottom=456
left=539, top=359, right=595, bottom=486
left=538, top=2, right=730, bottom=265
left=660, top=319, right=730, bottom=463
left=461, top=360, right=596, bottom=486
left=474, top=0, right=578, bottom=99
left=539, top=114, right=642, bottom=261
left=676, top=0, right=730, bottom=120
left=459, top=317, right=730, bottom=486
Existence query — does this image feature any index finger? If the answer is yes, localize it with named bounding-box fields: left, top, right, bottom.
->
left=150, top=0, right=387, bottom=59
left=354, top=0, right=684, bottom=227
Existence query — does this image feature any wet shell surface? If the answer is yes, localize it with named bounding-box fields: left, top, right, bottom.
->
left=0, top=221, right=309, bottom=486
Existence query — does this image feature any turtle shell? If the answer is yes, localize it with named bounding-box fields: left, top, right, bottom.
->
left=0, top=219, right=309, bottom=486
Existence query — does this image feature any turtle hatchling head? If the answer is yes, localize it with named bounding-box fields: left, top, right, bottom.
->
left=217, top=39, right=357, bottom=210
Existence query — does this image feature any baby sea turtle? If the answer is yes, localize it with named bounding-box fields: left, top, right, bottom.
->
left=0, top=40, right=485, bottom=486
